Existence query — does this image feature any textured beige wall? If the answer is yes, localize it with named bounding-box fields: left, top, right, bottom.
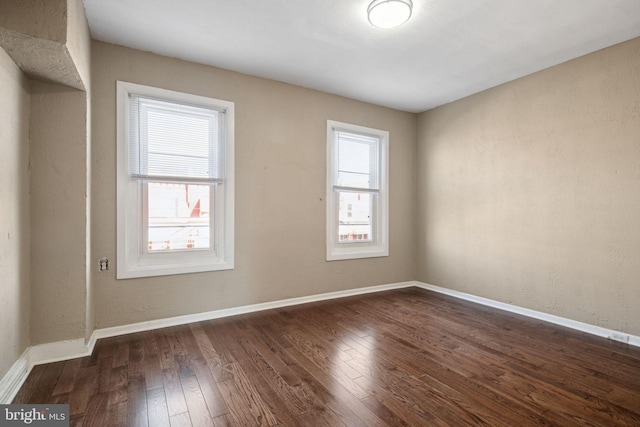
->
left=0, top=47, right=30, bottom=378
left=0, top=0, right=84, bottom=90
left=91, top=41, right=416, bottom=329
left=65, top=0, right=93, bottom=341
left=30, top=81, right=88, bottom=344
left=65, top=0, right=90, bottom=88
left=0, top=0, right=67, bottom=42
left=417, top=37, right=640, bottom=336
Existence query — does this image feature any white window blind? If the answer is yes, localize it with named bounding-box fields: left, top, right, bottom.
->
left=128, top=95, right=226, bottom=182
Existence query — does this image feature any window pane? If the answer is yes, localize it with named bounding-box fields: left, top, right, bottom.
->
left=338, top=191, right=372, bottom=242
left=147, top=182, right=211, bottom=251
left=336, top=131, right=378, bottom=189
left=337, top=170, right=370, bottom=188
left=338, top=139, right=370, bottom=174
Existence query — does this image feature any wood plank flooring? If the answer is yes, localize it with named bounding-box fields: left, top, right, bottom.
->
left=13, top=287, right=640, bottom=426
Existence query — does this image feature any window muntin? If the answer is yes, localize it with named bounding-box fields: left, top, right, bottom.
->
left=117, top=81, right=234, bottom=279
left=327, top=121, right=388, bottom=260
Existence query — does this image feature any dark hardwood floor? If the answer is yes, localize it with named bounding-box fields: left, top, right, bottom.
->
left=13, top=287, right=640, bottom=426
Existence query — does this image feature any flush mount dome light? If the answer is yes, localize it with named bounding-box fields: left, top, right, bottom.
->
left=368, top=0, right=413, bottom=28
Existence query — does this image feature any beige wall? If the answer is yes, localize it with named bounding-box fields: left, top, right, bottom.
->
left=65, top=0, right=91, bottom=89
left=0, top=0, right=67, bottom=42
left=91, top=41, right=417, bottom=329
left=30, top=81, right=89, bottom=344
left=0, top=0, right=91, bottom=387
left=0, top=47, right=31, bottom=379
left=65, top=0, right=93, bottom=341
left=0, top=0, right=85, bottom=91
left=3, top=0, right=93, bottom=347
left=417, top=37, right=640, bottom=336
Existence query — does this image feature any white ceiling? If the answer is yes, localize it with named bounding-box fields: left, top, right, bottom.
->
left=83, top=0, right=640, bottom=113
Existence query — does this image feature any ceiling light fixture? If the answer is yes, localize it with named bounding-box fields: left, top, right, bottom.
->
left=367, top=0, right=413, bottom=28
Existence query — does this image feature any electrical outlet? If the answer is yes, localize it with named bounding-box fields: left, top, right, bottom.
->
left=99, top=258, right=109, bottom=272
left=609, top=332, right=629, bottom=343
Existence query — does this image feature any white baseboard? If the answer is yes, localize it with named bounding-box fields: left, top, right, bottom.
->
left=1, top=281, right=414, bottom=403
left=415, top=281, right=640, bottom=348
left=26, top=339, right=91, bottom=367
left=4, top=279, right=637, bottom=403
left=0, top=339, right=93, bottom=404
left=0, top=350, right=29, bottom=404
left=91, top=281, right=415, bottom=342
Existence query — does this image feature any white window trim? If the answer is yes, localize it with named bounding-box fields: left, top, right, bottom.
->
left=116, top=81, right=234, bottom=279
left=326, top=120, right=389, bottom=261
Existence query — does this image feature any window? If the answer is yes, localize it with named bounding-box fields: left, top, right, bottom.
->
left=117, top=81, right=234, bottom=278
left=326, top=120, right=388, bottom=260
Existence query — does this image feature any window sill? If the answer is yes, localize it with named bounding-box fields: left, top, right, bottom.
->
left=326, top=246, right=389, bottom=261
left=116, top=259, right=234, bottom=279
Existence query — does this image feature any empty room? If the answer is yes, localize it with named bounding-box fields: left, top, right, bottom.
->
left=1, top=0, right=639, bottom=425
